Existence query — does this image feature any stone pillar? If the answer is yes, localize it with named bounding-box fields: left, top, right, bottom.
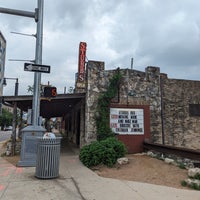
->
left=84, top=61, right=105, bottom=144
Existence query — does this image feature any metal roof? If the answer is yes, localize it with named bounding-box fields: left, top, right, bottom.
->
left=2, top=93, right=85, bottom=118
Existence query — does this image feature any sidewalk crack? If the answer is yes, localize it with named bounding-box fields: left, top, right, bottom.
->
left=71, top=177, right=87, bottom=200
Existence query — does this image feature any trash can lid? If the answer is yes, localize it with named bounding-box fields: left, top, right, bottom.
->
left=43, top=132, right=56, bottom=139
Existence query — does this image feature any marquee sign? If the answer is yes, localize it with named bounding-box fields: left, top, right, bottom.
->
left=78, top=42, right=87, bottom=82
left=110, top=108, right=144, bottom=135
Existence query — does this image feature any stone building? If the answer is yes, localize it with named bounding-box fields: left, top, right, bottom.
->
left=74, top=60, right=200, bottom=152
left=3, top=60, right=200, bottom=153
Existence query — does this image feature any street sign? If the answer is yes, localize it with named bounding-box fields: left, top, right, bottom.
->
left=24, top=63, right=50, bottom=73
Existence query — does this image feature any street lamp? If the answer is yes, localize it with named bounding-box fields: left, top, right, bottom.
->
left=3, top=77, right=19, bottom=155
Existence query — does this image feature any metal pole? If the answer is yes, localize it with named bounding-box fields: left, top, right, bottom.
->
left=32, top=0, right=44, bottom=126
left=0, top=7, right=36, bottom=20
left=11, top=78, right=18, bottom=155
left=131, top=58, right=134, bottom=70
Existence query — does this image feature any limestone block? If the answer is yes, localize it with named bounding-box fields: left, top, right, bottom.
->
left=164, top=158, right=174, bottom=164
left=117, top=157, right=129, bottom=165
left=188, top=168, right=200, bottom=178
left=147, top=151, right=156, bottom=158
left=185, top=178, right=200, bottom=187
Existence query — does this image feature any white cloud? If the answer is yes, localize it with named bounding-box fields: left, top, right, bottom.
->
left=1, top=0, right=200, bottom=95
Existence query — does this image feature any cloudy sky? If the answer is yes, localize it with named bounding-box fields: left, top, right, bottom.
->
left=1, top=0, right=200, bottom=95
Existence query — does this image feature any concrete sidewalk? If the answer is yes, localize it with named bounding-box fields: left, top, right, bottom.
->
left=0, top=147, right=199, bottom=200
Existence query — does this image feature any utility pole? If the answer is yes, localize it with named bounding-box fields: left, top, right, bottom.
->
left=32, top=0, right=44, bottom=126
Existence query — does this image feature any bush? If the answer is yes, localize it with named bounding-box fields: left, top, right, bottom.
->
left=190, top=182, right=200, bottom=190
left=79, top=141, right=105, bottom=167
left=100, top=137, right=127, bottom=158
left=181, top=180, right=187, bottom=187
left=102, top=147, right=117, bottom=167
left=194, top=173, right=200, bottom=180
left=178, top=162, right=186, bottom=169
left=79, top=137, right=127, bottom=168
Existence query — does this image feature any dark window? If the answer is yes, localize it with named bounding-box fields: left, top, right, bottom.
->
left=189, top=104, right=200, bottom=116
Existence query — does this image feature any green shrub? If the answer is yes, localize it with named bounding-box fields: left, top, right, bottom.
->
left=190, top=182, right=200, bottom=190
left=194, top=173, right=200, bottom=180
left=79, top=141, right=105, bottom=167
left=100, top=137, right=127, bottom=158
left=79, top=137, right=127, bottom=168
left=181, top=180, right=200, bottom=190
left=178, top=162, right=186, bottom=169
left=102, top=147, right=117, bottom=167
left=181, top=180, right=187, bottom=187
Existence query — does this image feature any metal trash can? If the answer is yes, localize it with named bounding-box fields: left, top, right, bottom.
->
left=35, top=137, right=61, bottom=179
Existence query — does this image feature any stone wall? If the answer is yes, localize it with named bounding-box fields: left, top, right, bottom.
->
left=162, top=77, right=200, bottom=149
left=120, top=67, right=162, bottom=143
left=84, top=61, right=200, bottom=150
left=84, top=61, right=107, bottom=144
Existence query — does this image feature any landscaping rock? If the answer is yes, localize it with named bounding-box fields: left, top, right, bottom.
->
left=185, top=178, right=200, bottom=187
left=186, top=162, right=194, bottom=169
left=117, top=157, right=129, bottom=165
left=164, top=158, right=174, bottom=164
left=147, top=151, right=156, bottom=158
left=188, top=168, right=200, bottom=178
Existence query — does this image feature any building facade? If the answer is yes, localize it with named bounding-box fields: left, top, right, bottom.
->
left=0, top=31, right=6, bottom=96
left=75, top=60, right=200, bottom=152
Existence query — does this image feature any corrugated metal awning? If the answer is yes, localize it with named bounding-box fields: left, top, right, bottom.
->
left=2, top=93, right=85, bottom=118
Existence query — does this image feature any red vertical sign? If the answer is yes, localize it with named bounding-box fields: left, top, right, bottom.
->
left=78, top=42, right=87, bottom=82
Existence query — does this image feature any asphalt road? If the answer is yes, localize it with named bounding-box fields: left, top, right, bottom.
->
left=0, top=131, right=12, bottom=142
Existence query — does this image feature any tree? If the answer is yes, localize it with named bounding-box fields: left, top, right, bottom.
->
left=27, top=84, right=55, bottom=96
left=0, top=108, right=13, bottom=130
left=27, top=85, right=34, bottom=94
